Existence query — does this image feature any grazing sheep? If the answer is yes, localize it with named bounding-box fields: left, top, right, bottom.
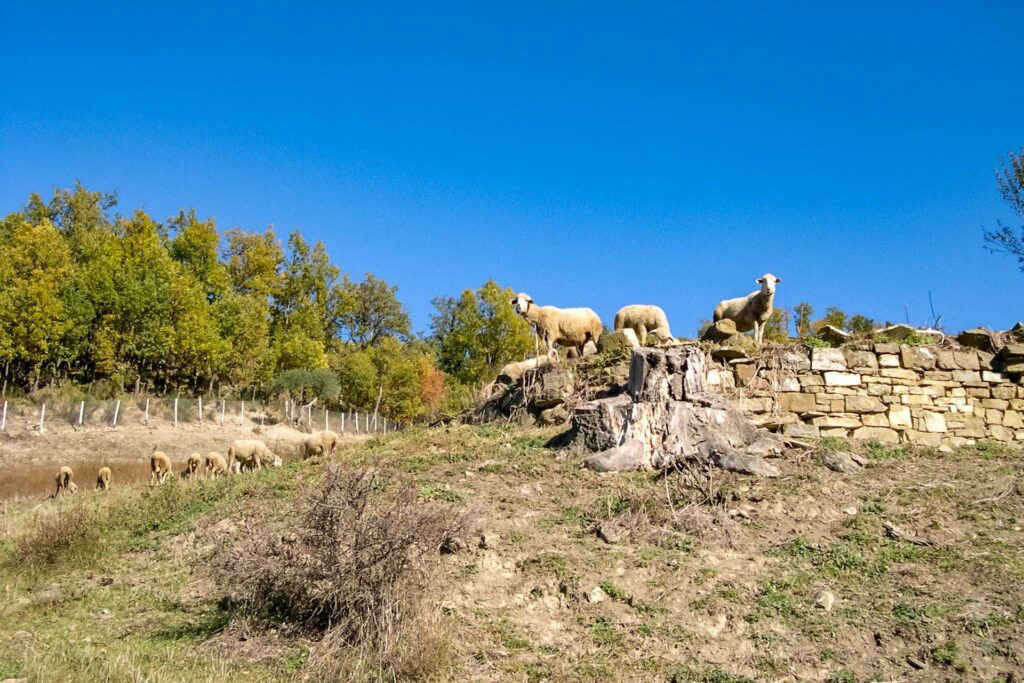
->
left=613, top=305, right=673, bottom=346
left=302, top=430, right=340, bottom=459
left=227, top=439, right=274, bottom=472
left=511, top=292, right=602, bottom=359
left=96, top=466, right=111, bottom=491
left=150, top=451, right=172, bottom=484
left=204, top=452, right=228, bottom=478
left=182, top=453, right=203, bottom=480
left=53, top=466, right=77, bottom=497
left=713, top=273, right=782, bottom=345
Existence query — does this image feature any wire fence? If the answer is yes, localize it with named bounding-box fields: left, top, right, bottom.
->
left=0, top=396, right=403, bottom=435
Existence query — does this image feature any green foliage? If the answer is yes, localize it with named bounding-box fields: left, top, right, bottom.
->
left=763, top=308, right=791, bottom=342
left=984, top=148, right=1024, bottom=271
left=271, top=368, right=341, bottom=403
left=432, top=280, right=533, bottom=386
left=847, top=314, right=876, bottom=334
left=820, top=307, right=847, bottom=330
left=803, top=336, right=832, bottom=348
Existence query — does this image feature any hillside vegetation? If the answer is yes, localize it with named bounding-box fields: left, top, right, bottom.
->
left=1, top=426, right=1021, bottom=681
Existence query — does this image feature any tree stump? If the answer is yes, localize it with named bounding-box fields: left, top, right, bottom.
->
left=569, top=346, right=783, bottom=476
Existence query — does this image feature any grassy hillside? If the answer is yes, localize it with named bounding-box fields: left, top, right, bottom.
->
left=1, top=426, right=1022, bottom=681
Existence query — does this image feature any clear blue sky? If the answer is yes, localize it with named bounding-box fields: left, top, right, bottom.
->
left=2, top=2, right=1022, bottom=336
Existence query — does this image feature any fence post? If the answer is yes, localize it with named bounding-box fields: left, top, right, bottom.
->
left=325, top=409, right=329, bottom=432
left=220, top=400, right=225, bottom=427
left=198, top=396, right=203, bottom=425
left=173, top=397, right=178, bottom=427
left=341, top=411, right=345, bottom=433
left=78, top=400, right=85, bottom=427
left=373, top=412, right=378, bottom=432
left=39, top=403, right=46, bottom=433
left=145, top=398, right=150, bottom=426
left=239, top=401, right=244, bottom=425
left=1, top=400, right=6, bottom=433
left=112, top=399, right=120, bottom=427
left=284, top=399, right=289, bottom=423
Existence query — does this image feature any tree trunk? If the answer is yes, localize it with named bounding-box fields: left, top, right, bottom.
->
left=568, top=347, right=783, bottom=476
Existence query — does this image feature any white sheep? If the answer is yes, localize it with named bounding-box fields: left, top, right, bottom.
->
left=227, top=439, right=274, bottom=472
left=205, top=452, right=228, bottom=477
left=511, top=292, right=602, bottom=359
left=151, top=451, right=172, bottom=484
left=96, top=466, right=111, bottom=491
left=53, top=466, right=77, bottom=497
left=182, top=453, right=203, bottom=480
left=613, top=305, right=673, bottom=346
left=713, top=273, right=781, bottom=345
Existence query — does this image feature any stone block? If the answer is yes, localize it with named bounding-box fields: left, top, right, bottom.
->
left=852, top=426, right=900, bottom=443
left=845, top=395, right=886, bottom=413
left=952, top=370, right=982, bottom=383
left=779, top=392, right=817, bottom=413
left=992, top=386, right=1015, bottom=400
left=878, top=354, right=900, bottom=368
left=874, top=343, right=899, bottom=354
left=783, top=422, right=820, bottom=439
left=868, top=384, right=892, bottom=396
left=981, top=398, right=1009, bottom=410
left=922, top=370, right=953, bottom=381
left=906, top=430, right=942, bottom=447
left=900, top=346, right=936, bottom=370
left=862, top=413, right=891, bottom=427
left=1003, top=410, right=1024, bottom=429
left=811, top=415, right=863, bottom=428
left=881, top=368, right=918, bottom=380
left=921, top=411, right=947, bottom=433
left=820, top=428, right=850, bottom=438
left=989, top=425, right=1014, bottom=442
left=982, top=371, right=1007, bottom=384
left=735, top=363, right=757, bottom=383
left=811, top=347, right=847, bottom=371
left=845, top=349, right=878, bottom=369
left=888, top=405, right=912, bottom=429
left=985, top=409, right=1004, bottom=425
left=799, top=374, right=824, bottom=387
left=934, top=349, right=959, bottom=370
left=824, top=371, right=862, bottom=386
left=953, top=351, right=980, bottom=370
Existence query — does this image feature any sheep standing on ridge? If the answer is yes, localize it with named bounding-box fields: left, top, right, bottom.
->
left=713, top=274, right=782, bottom=345
left=96, top=466, right=111, bottom=491
left=150, top=451, right=172, bottom=485
left=614, top=305, right=673, bottom=346
left=53, top=466, right=77, bottom=497
left=511, top=292, right=602, bottom=359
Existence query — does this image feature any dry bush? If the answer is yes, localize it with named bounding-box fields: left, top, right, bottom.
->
left=15, top=504, right=104, bottom=569
left=212, top=466, right=464, bottom=677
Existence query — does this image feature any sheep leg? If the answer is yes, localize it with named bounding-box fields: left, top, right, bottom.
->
left=638, top=324, right=648, bottom=345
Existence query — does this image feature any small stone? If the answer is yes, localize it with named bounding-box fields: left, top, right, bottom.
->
left=843, top=507, right=858, bottom=515
left=479, top=532, right=500, bottom=550
left=906, top=656, right=926, bottom=670
left=586, top=586, right=606, bottom=604
left=811, top=590, right=835, bottom=612
left=595, top=524, right=621, bottom=544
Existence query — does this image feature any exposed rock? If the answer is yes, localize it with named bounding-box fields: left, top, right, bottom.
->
left=811, top=590, right=835, bottom=612
left=586, top=586, right=606, bottom=604
left=958, top=327, right=996, bottom=352
left=701, top=319, right=738, bottom=343
left=900, top=346, right=936, bottom=370
left=845, top=395, right=885, bottom=413
left=819, top=450, right=862, bottom=473
left=851, top=426, right=899, bottom=443
left=537, top=404, right=569, bottom=426
left=497, top=356, right=552, bottom=384
left=811, top=347, right=847, bottom=371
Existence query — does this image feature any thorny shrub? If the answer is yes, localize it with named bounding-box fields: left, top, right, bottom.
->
left=212, top=466, right=465, bottom=675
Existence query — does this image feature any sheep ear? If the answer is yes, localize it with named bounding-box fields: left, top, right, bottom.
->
left=756, top=278, right=764, bottom=284
left=775, top=277, right=782, bottom=283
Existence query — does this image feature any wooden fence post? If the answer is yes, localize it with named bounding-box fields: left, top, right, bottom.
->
left=1, top=400, right=6, bottom=433
left=198, top=396, right=203, bottom=425
left=112, top=399, right=121, bottom=427
left=39, top=403, right=46, bottom=433
left=173, top=397, right=178, bottom=427
left=239, top=401, right=244, bottom=425
left=145, top=398, right=150, bottom=426
left=324, top=409, right=329, bottom=432
left=78, top=400, right=85, bottom=427
left=220, top=400, right=225, bottom=427
left=340, top=411, right=345, bottom=433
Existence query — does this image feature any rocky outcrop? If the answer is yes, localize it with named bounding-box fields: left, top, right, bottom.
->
left=566, top=347, right=783, bottom=475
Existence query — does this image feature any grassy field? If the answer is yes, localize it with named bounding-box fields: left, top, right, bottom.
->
left=1, top=425, right=1022, bottom=681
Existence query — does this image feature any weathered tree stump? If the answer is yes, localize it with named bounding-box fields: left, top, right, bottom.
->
left=568, top=346, right=783, bottom=476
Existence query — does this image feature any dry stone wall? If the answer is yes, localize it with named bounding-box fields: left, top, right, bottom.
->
left=706, top=343, right=1024, bottom=449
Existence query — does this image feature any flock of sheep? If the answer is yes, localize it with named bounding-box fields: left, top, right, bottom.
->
left=511, top=271, right=782, bottom=355
left=49, top=430, right=343, bottom=498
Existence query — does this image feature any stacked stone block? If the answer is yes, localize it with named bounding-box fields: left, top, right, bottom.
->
left=706, top=343, right=1024, bottom=449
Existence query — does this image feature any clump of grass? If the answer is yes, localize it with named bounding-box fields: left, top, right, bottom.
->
left=212, top=466, right=464, bottom=679
left=818, top=436, right=852, bottom=452
left=599, top=580, right=627, bottom=601
left=865, top=441, right=910, bottom=461
left=15, top=503, right=105, bottom=569
left=931, top=639, right=967, bottom=672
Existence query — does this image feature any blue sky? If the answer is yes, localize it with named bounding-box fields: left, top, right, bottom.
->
left=2, top=2, right=1022, bottom=336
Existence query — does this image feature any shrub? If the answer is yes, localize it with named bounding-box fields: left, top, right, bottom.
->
left=212, top=466, right=464, bottom=676
left=15, top=504, right=104, bottom=569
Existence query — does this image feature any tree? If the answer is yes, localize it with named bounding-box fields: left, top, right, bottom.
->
left=762, top=308, right=791, bottom=342
left=432, top=280, right=533, bottom=386
left=792, top=303, right=814, bottom=337
left=820, top=307, right=847, bottom=330
left=336, top=273, right=411, bottom=348
left=984, top=149, right=1024, bottom=270
left=848, top=314, right=876, bottom=334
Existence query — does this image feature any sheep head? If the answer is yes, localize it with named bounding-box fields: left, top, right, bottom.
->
left=511, top=293, right=534, bottom=316
left=756, top=274, right=781, bottom=294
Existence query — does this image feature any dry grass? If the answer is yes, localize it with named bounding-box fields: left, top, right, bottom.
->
left=212, top=465, right=465, bottom=679
left=13, top=502, right=105, bottom=569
